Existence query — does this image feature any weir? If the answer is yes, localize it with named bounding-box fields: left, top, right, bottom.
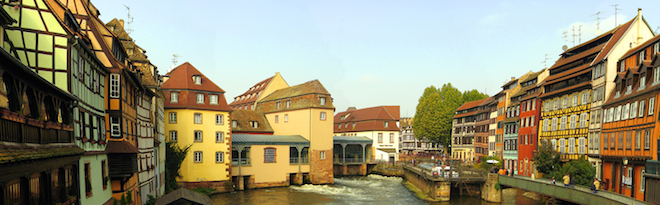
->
left=401, top=164, right=492, bottom=202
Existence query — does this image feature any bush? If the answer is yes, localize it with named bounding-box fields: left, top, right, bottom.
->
left=546, top=156, right=596, bottom=186
left=191, top=187, right=216, bottom=195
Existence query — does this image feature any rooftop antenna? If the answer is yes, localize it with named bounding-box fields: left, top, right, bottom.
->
left=168, top=54, right=181, bottom=72
left=592, top=11, right=606, bottom=35
left=578, top=25, right=583, bottom=44
left=655, top=26, right=660, bottom=34
left=572, top=26, right=576, bottom=47
left=124, top=5, right=134, bottom=35
left=562, top=31, right=569, bottom=51
left=541, top=54, right=552, bottom=68
left=612, top=4, right=621, bottom=26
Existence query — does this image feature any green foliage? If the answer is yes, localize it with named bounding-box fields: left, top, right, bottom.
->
left=547, top=156, right=596, bottom=186
left=145, top=195, right=158, bottom=205
left=224, top=180, right=234, bottom=191
left=533, top=139, right=561, bottom=175
left=126, top=191, right=133, bottom=204
left=413, top=83, right=488, bottom=152
left=475, top=155, right=503, bottom=171
left=191, top=187, right=217, bottom=195
left=166, top=141, right=192, bottom=193
left=494, top=182, right=500, bottom=190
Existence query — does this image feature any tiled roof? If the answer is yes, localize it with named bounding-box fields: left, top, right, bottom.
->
left=453, top=110, right=478, bottom=119
left=232, top=134, right=309, bottom=145
left=592, top=18, right=635, bottom=64
left=539, top=81, right=591, bottom=99
left=544, top=64, right=592, bottom=85
left=333, top=136, right=372, bottom=144
left=260, top=80, right=329, bottom=102
left=478, top=96, right=496, bottom=106
left=456, top=99, right=487, bottom=111
left=334, top=106, right=400, bottom=122
left=230, top=110, right=274, bottom=133
left=163, top=62, right=224, bottom=93
left=229, top=76, right=274, bottom=107
left=0, top=144, right=84, bottom=164
left=549, top=44, right=605, bottom=71
left=106, top=140, right=138, bottom=153
left=621, top=35, right=660, bottom=61
left=604, top=58, right=660, bottom=107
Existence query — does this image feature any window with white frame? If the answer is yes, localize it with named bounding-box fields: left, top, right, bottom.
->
left=639, top=100, right=646, bottom=117
left=532, top=100, right=536, bottom=110
left=572, top=94, right=578, bottom=106
left=579, top=113, right=588, bottom=128
left=581, top=91, right=589, bottom=104
left=111, top=117, right=120, bottom=137
left=320, top=97, right=326, bottom=105
left=284, top=114, right=289, bottom=122
left=578, top=137, right=585, bottom=154
left=636, top=130, right=641, bottom=149
left=194, top=151, right=202, bottom=162
left=551, top=118, right=557, bottom=131
left=631, top=102, right=638, bottom=119
left=110, top=74, right=120, bottom=98
left=196, top=94, right=204, bottom=104
left=194, top=130, right=203, bottom=142
left=216, top=132, right=224, bottom=143
left=569, top=115, right=577, bottom=129
left=645, top=129, right=650, bottom=149
left=559, top=138, right=565, bottom=153
left=194, top=113, right=202, bottom=124
left=655, top=42, right=659, bottom=54
left=210, top=95, right=218, bottom=105
left=320, top=112, right=326, bottom=120
left=169, top=112, right=177, bottom=123
left=276, top=102, right=281, bottom=109
left=614, top=106, right=621, bottom=121
left=171, top=92, right=179, bottom=103
left=622, top=103, right=630, bottom=120
left=193, top=76, right=202, bottom=85
left=649, top=97, right=655, bottom=115
left=170, top=131, right=177, bottom=142
left=640, top=74, right=647, bottom=89
left=554, top=99, right=560, bottom=110
left=531, top=116, right=535, bottom=127
left=216, top=152, right=224, bottom=163
left=286, top=100, right=291, bottom=108
left=216, top=114, right=224, bottom=125
left=231, top=120, right=237, bottom=128
left=543, top=119, right=549, bottom=131
left=320, top=151, right=326, bottom=160
left=560, top=116, right=567, bottom=130
left=639, top=50, right=646, bottom=64
left=551, top=139, right=557, bottom=151
left=562, top=96, right=568, bottom=108
left=620, top=61, right=626, bottom=72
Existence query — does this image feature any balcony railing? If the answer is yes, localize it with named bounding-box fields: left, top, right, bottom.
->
left=289, top=157, right=310, bottom=164
left=232, top=158, right=251, bottom=166
left=0, top=111, right=73, bottom=144
left=333, top=157, right=373, bottom=164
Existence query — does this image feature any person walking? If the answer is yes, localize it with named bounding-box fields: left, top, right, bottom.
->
left=563, top=174, right=570, bottom=187
left=551, top=176, right=556, bottom=185
left=593, top=178, right=600, bottom=193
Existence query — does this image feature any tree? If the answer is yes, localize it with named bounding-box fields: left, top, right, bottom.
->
left=533, top=139, right=560, bottom=175
left=475, top=155, right=503, bottom=172
left=165, top=141, right=191, bottom=193
left=413, top=83, right=488, bottom=153
left=547, top=156, right=596, bottom=186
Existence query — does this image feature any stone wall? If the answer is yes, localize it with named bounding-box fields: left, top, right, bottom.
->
left=310, top=149, right=334, bottom=184
left=180, top=180, right=232, bottom=193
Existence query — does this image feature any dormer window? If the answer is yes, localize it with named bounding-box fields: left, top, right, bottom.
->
left=232, top=120, right=238, bottom=128
left=193, top=75, right=202, bottom=85
left=276, top=102, right=281, bottom=109
left=639, top=74, right=646, bottom=90
left=615, top=83, right=621, bottom=98
left=654, top=67, right=660, bottom=85
left=319, top=97, right=326, bottom=105
left=286, top=100, right=291, bottom=108
left=639, top=50, right=646, bottom=65
left=654, top=43, right=659, bottom=54
left=171, top=92, right=179, bottom=103
left=626, top=78, right=632, bottom=94
left=384, top=121, right=389, bottom=128
left=250, top=121, right=259, bottom=128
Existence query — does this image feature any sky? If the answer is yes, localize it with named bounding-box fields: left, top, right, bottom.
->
left=92, top=0, right=660, bottom=117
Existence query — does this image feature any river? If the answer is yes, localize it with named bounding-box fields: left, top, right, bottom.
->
left=211, top=175, right=542, bottom=205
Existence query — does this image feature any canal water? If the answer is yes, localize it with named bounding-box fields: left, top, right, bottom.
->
left=211, top=175, right=541, bottom=205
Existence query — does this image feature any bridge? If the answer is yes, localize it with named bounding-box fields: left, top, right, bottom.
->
left=499, top=175, right=649, bottom=205
left=401, top=162, right=650, bottom=204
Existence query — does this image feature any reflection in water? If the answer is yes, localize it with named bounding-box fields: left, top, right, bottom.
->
left=211, top=175, right=541, bottom=205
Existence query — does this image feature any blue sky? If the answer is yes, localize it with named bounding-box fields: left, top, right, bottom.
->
left=93, top=0, right=660, bottom=117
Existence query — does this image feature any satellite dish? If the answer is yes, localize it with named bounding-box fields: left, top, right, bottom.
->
left=595, top=29, right=602, bottom=36
left=562, top=45, right=568, bottom=51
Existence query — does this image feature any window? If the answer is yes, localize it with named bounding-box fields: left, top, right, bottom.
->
left=284, top=114, right=289, bottom=122
left=649, top=97, right=655, bottom=115
left=579, top=113, right=588, bottom=128
left=216, top=152, right=224, bottom=163
left=250, top=121, right=259, bottom=128
left=622, top=103, right=630, bottom=120
left=194, top=113, right=202, bottom=124
left=581, top=91, right=589, bottom=104
left=631, top=102, right=638, bottom=119
left=639, top=50, right=646, bottom=64
left=384, top=121, right=389, bottom=128
left=614, top=106, right=621, bottom=121
left=562, top=96, right=568, bottom=108
left=210, top=95, right=218, bottom=105
left=171, top=92, right=179, bottom=103
left=193, top=76, right=201, bottom=85
left=604, top=133, right=609, bottom=149
left=551, top=118, right=557, bottom=131
left=559, top=138, right=565, bottom=153
left=618, top=131, right=624, bottom=150
left=640, top=75, right=646, bottom=89
left=111, top=117, right=120, bottom=137
left=169, top=112, right=177, bottom=123
left=626, top=131, right=632, bottom=150
left=640, top=100, right=646, bottom=117
left=110, top=74, right=120, bottom=98
left=286, top=100, right=291, bottom=108
left=196, top=94, right=204, bottom=104
left=641, top=169, right=646, bottom=192
left=543, top=119, right=549, bottom=131
left=531, top=116, right=535, bottom=127
left=216, top=114, right=224, bottom=125
left=264, top=148, right=276, bottom=163
left=611, top=133, right=616, bottom=149
left=102, top=160, right=108, bottom=189
left=655, top=66, right=660, bottom=84
left=390, top=133, right=394, bottom=143
left=320, top=151, right=326, bottom=160
left=194, top=151, right=202, bottom=162
left=216, top=132, right=224, bottom=143
left=635, top=130, right=641, bottom=149
left=276, top=102, right=281, bottom=109
left=532, top=100, right=536, bottom=110
left=194, top=131, right=203, bottom=142
left=275, top=115, right=279, bottom=123
left=568, top=138, right=575, bottom=154
left=569, top=115, right=577, bottom=129
left=320, top=97, right=326, bottom=105
left=169, top=131, right=177, bottom=142
left=620, top=61, right=626, bottom=72
left=320, top=112, right=326, bottom=120
left=378, top=133, right=383, bottom=143
left=645, top=129, right=650, bottom=149
left=560, top=116, right=567, bottom=130
left=232, top=120, right=237, bottom=128
left=84, top=163, right=91, bottom=194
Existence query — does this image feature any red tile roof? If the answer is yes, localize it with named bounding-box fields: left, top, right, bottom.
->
left=620, top=31, right=660, bottom=61
left=163, top=62, right=224, bottom=93
left=229, top=76, right=274, bottom=107
left=544, top=64, right=592, bottom=85
left=163, top=62, right=232, bottom=111
left=456, top=98, right=487, bottom=111
left=453, top=110, right=478, bottom=119
left=592, top=18, right=635, bottom=64
left=333, top=106, right=400, bottom=132
left=549, top=44, right=605, bottom=71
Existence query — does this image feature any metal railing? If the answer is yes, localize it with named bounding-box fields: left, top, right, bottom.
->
left=0, top=115, right=73, bottom=144
left=231, top=158, right=251, bottom=166
left=289, top=157, right=309, bottom=164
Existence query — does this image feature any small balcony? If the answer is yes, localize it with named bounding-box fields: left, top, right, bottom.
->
left=232, top=158, right=251, bottom=166
left=289, top=157, right=309, bottom=164
left=0, top=109, right=73, bottom=144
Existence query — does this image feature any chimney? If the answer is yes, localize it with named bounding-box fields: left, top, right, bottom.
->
left=511, top=77, right=515, bottom=80
left=637, top=8, right=643, bottom=44
left=119, top=19, right=125, bottom=28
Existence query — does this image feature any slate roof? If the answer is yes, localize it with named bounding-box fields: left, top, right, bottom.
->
left=0, top=144, right=84, bottom=164
left=333, top=106, right=400, bottom=133
left=232, top=134, right=309, bottom=145
left=230, top=110, right=274, bottom=133
left=257, top=80, right=334, bottom=111
left=333, top=136, right=373, bottom=144
left=456, top=98, right=487, bottom=111
left=260, top=80, right=330, bottom=102
left=229, top=75, right=274, bottom=107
